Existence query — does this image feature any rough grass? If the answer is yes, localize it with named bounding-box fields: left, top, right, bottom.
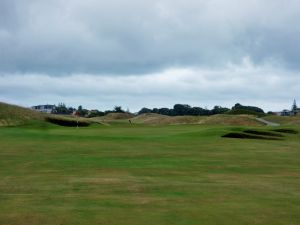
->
left=0, top=102, right=96, bottom=127
left=0, top=123, right=300, bottom=225
left=132, top=113, right=262, bottom=126
left=95, top=112, right=135, bottom=122
left=0, top=102, right=44, bottom=126
left=199, top=114, right=262, bottom=126
left=264, top=115, right=300, bottom=125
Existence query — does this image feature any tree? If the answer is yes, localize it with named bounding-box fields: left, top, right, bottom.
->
left=87, top=110, right=104, bottom=118
left=68, top=107, right=76, bottom=114
left=114, top=106, right=124, bottom=113
left=232, top=103, right=264, bottom=113
left=158, top=108, right=171, bottom=115
left=55, top=103, right=69, bottom=114
left=211, top=106, right=229, bottom=115
left=138, top=107, right=152, bottom=115
left=152, top=108, right=159, bottom=114
left=77, top=105, right=88, bottom=117
left=173, top=104, right=191, bottom=116
left=189, top=107, right=202, bottom=116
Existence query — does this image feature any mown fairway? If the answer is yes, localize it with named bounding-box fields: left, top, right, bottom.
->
left=0, top=123, right=300, bottom=225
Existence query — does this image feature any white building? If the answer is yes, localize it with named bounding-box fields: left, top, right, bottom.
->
left=277, top=100, right=300, bottom=116
left=31, top=105, right=56, bottom=114
left=280, top=109, right=292, bottom=116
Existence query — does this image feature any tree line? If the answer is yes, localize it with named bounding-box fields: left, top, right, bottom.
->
left=138, top=104, right=229, bottom=116
left=137, top=103, right=264, bottom=116
left=52, top=102, right=265, bottom=117
left=53, top=103, right=126, bottom=117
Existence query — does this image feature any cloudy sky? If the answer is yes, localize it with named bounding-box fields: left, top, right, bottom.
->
left=1, top=0, right=299, bottom=112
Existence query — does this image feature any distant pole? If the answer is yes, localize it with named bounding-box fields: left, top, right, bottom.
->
left=74, top=110, right=79, bottom=129
left=292, top=99, right=297, bottom=116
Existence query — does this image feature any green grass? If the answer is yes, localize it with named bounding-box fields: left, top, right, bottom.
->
left=0, top=123, right=300, bottom=225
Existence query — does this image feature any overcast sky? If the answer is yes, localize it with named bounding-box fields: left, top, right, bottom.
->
left=1, top=0, right=299, bottom=112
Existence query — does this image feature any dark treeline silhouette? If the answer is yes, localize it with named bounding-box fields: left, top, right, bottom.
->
left=51, top=103, right=265, bottom=117
left=53, top=104, right=126, bottom=118
left=53, top=103, right=76, bottom=115
left=138, top=103, right=265, bottom=116
left=138, top=104, right=229, bottom=116
left=231, top=103, right=264, bottom=113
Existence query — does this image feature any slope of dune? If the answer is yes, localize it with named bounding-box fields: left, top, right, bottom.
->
left=94, top=112, right=135, bottom=122
left=0, top=102, right=44, bottom=126
left=263, top=115, right=300, bottom=125
left=131, top=113, right=262, bottom=126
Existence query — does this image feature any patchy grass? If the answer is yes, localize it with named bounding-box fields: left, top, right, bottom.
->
left=94, top=112, right=135, bottom=122
left=0, top=102, right=97, bottom=127
left=131, top=113, right=262, bottom=126
left=0, top=123, right=300, bottom=225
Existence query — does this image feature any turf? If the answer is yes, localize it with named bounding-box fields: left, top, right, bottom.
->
left=0, top=123, right=300, bottom=225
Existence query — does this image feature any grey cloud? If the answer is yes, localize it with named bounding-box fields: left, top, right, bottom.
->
left=1, top=0, right=300, bottom=74
left=1, top=63, right=299, bottom=111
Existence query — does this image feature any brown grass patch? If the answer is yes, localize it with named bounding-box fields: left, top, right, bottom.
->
left=94, top=112, right=134, bottom=122
left=132, top=113, right=262, bottom=126
left=0, top=102, right=44, bottom=126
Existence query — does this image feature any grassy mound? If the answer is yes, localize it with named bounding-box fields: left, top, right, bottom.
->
left=264, top=115, right=300, bottom=125
left=0, top=102, right=44, bottom=126
left=132, top=113, right=178, bottom=124
left=200, top=114, right=262, bottom=126
left=132, top=113, right=262, bottom=126
left=95, top=113, right=134, bottom=122
left=132, top=113, right=205, bottom=125
left=0, top=102, right=94, bottom=127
